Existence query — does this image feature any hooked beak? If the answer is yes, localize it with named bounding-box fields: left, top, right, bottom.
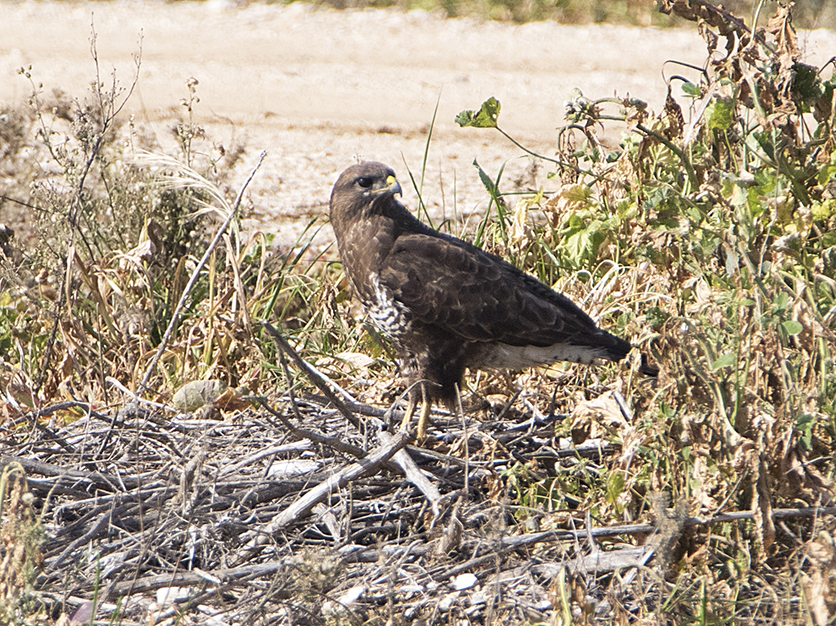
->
left=386, top=175, right=402, bottom=197
left=372, top=174, right=402, bottom=198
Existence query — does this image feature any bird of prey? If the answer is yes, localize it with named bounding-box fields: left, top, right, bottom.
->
left=330, top=161, right=651, bottom=439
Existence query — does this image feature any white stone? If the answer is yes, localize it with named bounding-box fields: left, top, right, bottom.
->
left=267, top=459, right=320, bottom=477
left=438, top=592, right=459, bottom=612
left=322, top=586, right=366, bottom=616
left=451, top=573, right=478, bottom=590
left=156, top=587, right=190, bottom=606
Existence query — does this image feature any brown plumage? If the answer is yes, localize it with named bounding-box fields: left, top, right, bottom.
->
left=330, top=161, right=649, bottom=438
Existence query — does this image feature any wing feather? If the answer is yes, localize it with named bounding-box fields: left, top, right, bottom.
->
left=379, top=232, right=616, bottom=350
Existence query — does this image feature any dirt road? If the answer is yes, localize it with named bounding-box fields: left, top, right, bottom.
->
left=2, top=2, right=835, bottom=242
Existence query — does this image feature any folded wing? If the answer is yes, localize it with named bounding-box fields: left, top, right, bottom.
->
left=379, top=231, right=629, bottom=358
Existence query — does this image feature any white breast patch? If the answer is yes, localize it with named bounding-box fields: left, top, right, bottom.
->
left=366, top=273, right=411, bottom=339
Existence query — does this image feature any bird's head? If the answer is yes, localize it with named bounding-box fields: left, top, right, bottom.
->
left=330, top=162, right=403, bottom=225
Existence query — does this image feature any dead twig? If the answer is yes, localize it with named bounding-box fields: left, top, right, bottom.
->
left=378, top=429, right=443, bottom=518
left=254, top=394, right=370, bottom=460
left=268, top=346, right=445, bottom=512
left=262, top=321, right=361, bottom=430
left=105, top=561, right=289, bottom=597
left=238, top=430, right=411, bottom=559
left=47, top=510, right=112, bottom=572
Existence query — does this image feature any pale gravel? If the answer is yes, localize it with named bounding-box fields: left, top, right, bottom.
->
left=1, top=1, right=834, bottom=248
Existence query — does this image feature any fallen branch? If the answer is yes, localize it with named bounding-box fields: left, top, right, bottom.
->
left=436, top=505, right=836, bottom=579
left=105, top=561, right=288, bottom=597
left=237, top=430, right=411, bottom=559
left=253, top=394, right=369, bottom=461
left=0, top=454, right=161, bottom=492
left=263, top=322, right=443, bottom=510
left=379, top=429, right=443, bottom=518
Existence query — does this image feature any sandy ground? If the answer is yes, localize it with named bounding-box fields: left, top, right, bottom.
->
left=2, top=1, right=835, bottom=245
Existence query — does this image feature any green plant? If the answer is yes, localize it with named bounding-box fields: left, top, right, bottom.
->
left=453, top=2, right=836, bottom=619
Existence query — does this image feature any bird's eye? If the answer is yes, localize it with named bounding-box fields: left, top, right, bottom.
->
left=356, top=177, right=373, bottom=188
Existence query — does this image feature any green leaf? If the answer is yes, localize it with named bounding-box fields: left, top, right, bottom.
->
left=472, top=159, right=507, bottom=247
left=605, top=471, right=625, bottom=507
left=773, top=292, right=789, bottom=313
left=646, top=306, right=670, bottom=328
left=681, top=82, right=701, bottom=97
left=796, top=413, right=816, bottom=450
left=747, top=186, right=766, bottom=218
left=812, top=200, right=836, bottom=221
left=793, top=63, right=822, bottom=102
left=563, top=230, right=590, bottom=268
left=455, top=97, right=501, bottom=128
left=816, top=164, right=836, bottom=186
left=729, top=183, right=748, bottom=208
left=561, top=218, right=606, bottom=269
left=781, top=320, right=803, bottom=335
left=707, top=97, right=734, bottom=131
left=711, top=352, right=736, bottom=372
left=473, top=158, right=498, bottom=196
left=564, top=185, right=593, bottom=204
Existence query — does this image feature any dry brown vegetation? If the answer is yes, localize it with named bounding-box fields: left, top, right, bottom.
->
left=2, top=1, right=836, bottom=624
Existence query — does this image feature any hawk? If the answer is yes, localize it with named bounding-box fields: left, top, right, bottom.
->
left=330, top=161, right=652, bottom=439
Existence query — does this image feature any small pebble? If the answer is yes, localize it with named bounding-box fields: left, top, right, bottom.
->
left=156, top=587, right=190, bottom=607
left=451, top=573, right=477, bottom=590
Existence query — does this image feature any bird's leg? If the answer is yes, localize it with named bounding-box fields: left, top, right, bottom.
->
left=399, top=382, right=431, bottom=439
left=399, top=391, right=418, bottom=433
left=416, top=383, right=431, bottom=441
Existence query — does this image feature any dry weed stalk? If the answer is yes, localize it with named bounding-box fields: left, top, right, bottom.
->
left=0, top=463, right=45, bottom=625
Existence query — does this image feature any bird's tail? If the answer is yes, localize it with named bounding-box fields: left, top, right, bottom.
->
left=600, top=333, right=658, bottom=377
left=639, top=353, right=659, bottom=377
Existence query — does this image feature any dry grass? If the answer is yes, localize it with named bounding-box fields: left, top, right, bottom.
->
left=1, top=2, right=836, bottom=624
